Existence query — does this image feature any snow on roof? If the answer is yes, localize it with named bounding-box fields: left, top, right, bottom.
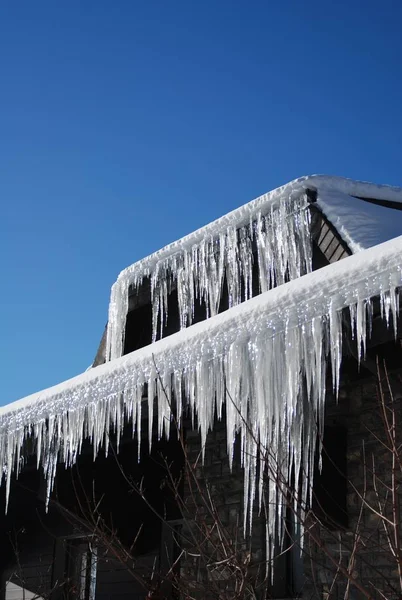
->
left=115, top=175, right=402, bottom=278
left=113, top=174, right=402, bottom=280
left=1, top=236, right=401, bottom=554
left=316, top=190, right=402, bottom=252
left=106, top=175, right=402, bottom=361
left=106, top=187, right=312, bottom=360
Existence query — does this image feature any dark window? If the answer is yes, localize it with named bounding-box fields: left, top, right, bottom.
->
left=124, top=247, right=257, bottom=355
left=267, top=507, right=303, bottom=598
left=63, top=537, right=98, bottom=600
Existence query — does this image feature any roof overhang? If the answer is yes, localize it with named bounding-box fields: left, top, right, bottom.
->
left=1, top=237, right=401, bottom=549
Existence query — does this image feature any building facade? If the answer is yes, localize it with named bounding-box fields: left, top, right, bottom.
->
left=1, top=175, right=402, bottom=599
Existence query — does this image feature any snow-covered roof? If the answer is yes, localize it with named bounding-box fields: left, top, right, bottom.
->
left=106, top=175, right=402, bottom=361
left=1, top=236, right=401, bottom=554
left=315, top=189, right=402, bottom=253
left=1, top=174, right=402, bottom=559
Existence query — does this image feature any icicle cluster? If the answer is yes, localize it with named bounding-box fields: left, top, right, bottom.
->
left=0, top=237, right=401, bottom=562
left=106, top=192, right=312, bottom=360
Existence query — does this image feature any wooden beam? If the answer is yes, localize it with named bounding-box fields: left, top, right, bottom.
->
left=310, top=205, right=351, bottom=263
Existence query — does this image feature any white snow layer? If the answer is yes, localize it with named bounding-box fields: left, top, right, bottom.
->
left=316, top=190, right=402, bottom=253
left=1, top=236, right=401, bottom=560
left=106, top=175, right=402, bottom=362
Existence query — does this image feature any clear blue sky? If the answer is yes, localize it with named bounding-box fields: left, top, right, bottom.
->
left=1, top=1, right=402, bottom=405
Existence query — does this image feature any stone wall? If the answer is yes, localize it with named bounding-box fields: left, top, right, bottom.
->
left=179, top=366, right=402, bottom=600
left=180, top=414, right=303, bottom=599
left=302, top=369, right=402, bottom=600
left=180, top=418, right=268, bottom=599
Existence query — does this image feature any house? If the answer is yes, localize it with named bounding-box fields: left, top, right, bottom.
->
left=1, top=175, right=402, bottom=600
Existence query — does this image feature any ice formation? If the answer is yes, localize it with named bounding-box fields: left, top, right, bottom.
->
left=106, top=175, right=402, bottom=362
left=106, top=191, right=312, bottom=360
left=1, top=236, right=401, bottom=561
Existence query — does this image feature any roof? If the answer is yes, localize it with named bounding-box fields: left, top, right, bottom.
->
left=1, top=174, right=402, bottom=558
left=106, top=175, right=402, bottom=361
left=315, top=188, right=402, bottom=252
left=1, top=235, right=402, bottom=545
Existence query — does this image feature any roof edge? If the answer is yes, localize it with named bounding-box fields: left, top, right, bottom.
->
left=112, top=175, right=402, bottom=285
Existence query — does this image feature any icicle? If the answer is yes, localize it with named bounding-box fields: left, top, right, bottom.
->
left=105, top=193, right=312, bottom=361
left=0, top=236, right=400, bottom=572
left=329, top=298, right=343, bottom=395
left=356, top=298, right=367, bottom=363
left=136, top=386, right=142, bottom=461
